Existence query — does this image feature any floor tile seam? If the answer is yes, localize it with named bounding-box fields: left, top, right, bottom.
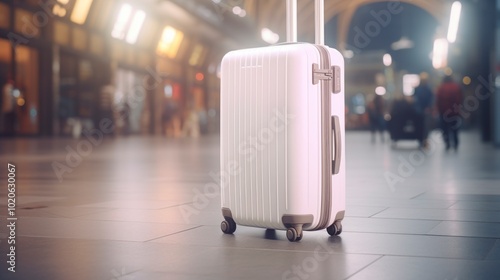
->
left=40, top=208, right=112, bottom=219
left=340, top=230, right=500, bottom=241
left=345, top=216, right=443, bottom=223
left=347, top=204, right=457, bottom=210
left=347, top=253, right=500, bottom=263
left=447, top=207, right=500, bottom=212
left=70, top=202, right=196, bottom=212
left=483, top=239, right=500, bottom=260
left=75, top=205, right=191, bottom=211
left=156, top=201, right=195, bottom=210
left=412, top=197, right=500, bottom=203
left=409, top=192, right=428, bottom=200
left=13, top=215, right=207, bottom=227
left=343, top=255, right=384, bottom=280
left=143, top=225, right=203, bottom=242
left=3, top=235, right=156, bottom=245
left=425, top=220, right=444, bottom=235
left=145, top=241, right=387, bottom=257
left=445, top=200, right=460, bottom=209
left=10, top=233, right=151, bottom=243
left=367, top=207, right=390, bottom=218
left=371, top=215, right=500, bottom=224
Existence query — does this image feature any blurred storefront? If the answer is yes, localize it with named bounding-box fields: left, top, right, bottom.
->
left=0, top=0, right=221, bottom=137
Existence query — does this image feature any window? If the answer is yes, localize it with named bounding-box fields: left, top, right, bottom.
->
left=0, top=2, right=10, bottom=29
left=15, top=9, right=40, bottom=38
left=72, top=27, right=87, bottom=50
left=189, top=44, right=207, bottom=67
left=89, top=33, right=104, bottom=55
left=54, top=20, right=70, bottom=45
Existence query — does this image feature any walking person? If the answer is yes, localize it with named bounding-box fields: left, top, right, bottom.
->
left=413, top=72, right=434, bottom=148
left=1, top=77, right=16, bottom=136
left=367, top=93, right=385, bottom=143
left=436, top=75, right=463, bottom=151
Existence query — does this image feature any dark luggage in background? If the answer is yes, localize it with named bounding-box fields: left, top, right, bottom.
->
left=387, top=99, right=423, bottom=144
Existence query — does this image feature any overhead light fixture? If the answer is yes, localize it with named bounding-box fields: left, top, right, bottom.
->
left=232, top=6, right=242, bottom=15
left=111, top=4, right=132, bottom=40
left=111, top=4, right=146, bottom=44
left=157, top=26, right=184, bottom=58
left=70, top=0, right=94, bottom=24
left=53, top=0, right=69, bottom=17
left=125, top=10, right=146, bottom=44
left=375, top=86, right=386, bottom=96
left=432, top=38, right=448, bottom=69
left=189, top=45, right=205, bottom=66
left=403, top=74, right=420, bottom=96
left=343, top=50, right=354, bottom=59
left=231, top=6, right=246, bottom=17
left=447, top=1, right=462, bottom=43
left=261, top=28, right=279, bottom=44
left=383, top=53, right=392, bottom=66
left=391, top=36, right=414, bottom=51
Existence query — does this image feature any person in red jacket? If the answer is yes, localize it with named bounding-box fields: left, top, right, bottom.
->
left=436, top=75, right=463, bottom=150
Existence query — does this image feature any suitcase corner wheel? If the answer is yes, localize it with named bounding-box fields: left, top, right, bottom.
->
left=326, top=222, right=343, bottom=236
left=286, top=227, right=303, bottom=242
left=220, top=219, right=237, bottom=234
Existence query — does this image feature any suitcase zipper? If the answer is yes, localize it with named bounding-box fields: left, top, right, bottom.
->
left=313, top=45, right=333, bottom=230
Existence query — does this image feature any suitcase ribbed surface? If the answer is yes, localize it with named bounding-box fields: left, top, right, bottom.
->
left=221, top=50, right=289, bottom=229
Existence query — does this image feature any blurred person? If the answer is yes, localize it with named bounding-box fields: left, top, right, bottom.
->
left=367, top=93, right=385, bottom=143
left=118, top=101, right=131, bottom=136
left=436, top=75, right=463, bottom=151
left=413, top=72, right=434, bottom=148
left=1, top=77, right=16, bottom=135
left=182, top=107, right=200, bottom=138
left=162, top=100, right=178, bottom=137
left=57, top=90, right=77, bottom=136
left=99, top=84, right=115, bottom=136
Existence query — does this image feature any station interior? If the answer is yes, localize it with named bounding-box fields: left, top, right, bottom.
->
left=1, top=0, right=500, bottom=279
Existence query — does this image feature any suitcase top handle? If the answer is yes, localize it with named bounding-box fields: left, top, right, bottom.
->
left=286, top=0, right=325, bottom=45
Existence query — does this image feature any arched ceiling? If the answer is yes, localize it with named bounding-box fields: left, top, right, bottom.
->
left=255, top=0, right=450, bottom=49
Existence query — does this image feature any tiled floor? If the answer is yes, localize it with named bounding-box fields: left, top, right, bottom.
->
left=0, top=130, right=499, bottom=279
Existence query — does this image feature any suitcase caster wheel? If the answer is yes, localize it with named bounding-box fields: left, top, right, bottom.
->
left=221, top=220, right=236, bottom=234
left=327, top=222, right=342, bottom=236
left=286, top=228, right=302, bottom=242
left=296, top=231, right=303, bottom=241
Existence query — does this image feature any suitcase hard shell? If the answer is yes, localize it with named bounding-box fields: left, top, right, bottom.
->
left=220, top=0, right=345, bottom=242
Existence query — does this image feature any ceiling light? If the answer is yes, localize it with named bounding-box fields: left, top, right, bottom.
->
left=70, top=0, right=94, bottom=24
left=447, top=1, right=462, bottom=43
left=126, top=10, right=146, bottom=44
left=111, top=4, right=132, bottom=40
left=261, top=28, right=279, bottom=44
left=432, top=38, right=448, bottom=69
left=391, top=36, right=414, bottom=51
left=383, top=53, right=392, bottom=66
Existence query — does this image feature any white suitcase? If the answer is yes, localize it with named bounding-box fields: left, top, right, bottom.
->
left=220, top=0, right=345, bottom=242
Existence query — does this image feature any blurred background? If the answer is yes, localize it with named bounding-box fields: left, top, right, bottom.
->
left=0, top=0, right=498, bottom=146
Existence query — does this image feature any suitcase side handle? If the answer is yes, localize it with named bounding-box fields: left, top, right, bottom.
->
left=332, top=115, right=341, bottom=175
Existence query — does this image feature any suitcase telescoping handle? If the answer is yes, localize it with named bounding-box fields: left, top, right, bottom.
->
left=286, top=0, right=325, bottom=45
